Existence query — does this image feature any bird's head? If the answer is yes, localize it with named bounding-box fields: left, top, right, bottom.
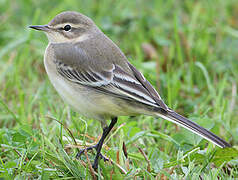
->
left=29, top=11, right=99, bottom=43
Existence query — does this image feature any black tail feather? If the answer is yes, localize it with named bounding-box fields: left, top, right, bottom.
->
left=156, top=110, right=231, bottom=148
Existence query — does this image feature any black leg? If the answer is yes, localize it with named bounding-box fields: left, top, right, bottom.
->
left=76, top=117, right=118, bottom=170
left=92, top=117, right=117, bottom=169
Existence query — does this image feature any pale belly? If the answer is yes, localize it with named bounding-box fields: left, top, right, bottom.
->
left=44, top=61, right=138, bottom=121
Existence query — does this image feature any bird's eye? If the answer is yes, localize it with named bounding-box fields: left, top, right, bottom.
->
left=63, top=24, right=71, bottom=31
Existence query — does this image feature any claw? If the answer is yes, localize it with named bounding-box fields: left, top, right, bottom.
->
left=99, top=153, right=109, bottom=162
left=76, top=144, right=109, bottom=170
left=75, top=145, right=97, bottom=159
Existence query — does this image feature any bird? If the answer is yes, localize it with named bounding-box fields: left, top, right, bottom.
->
left=29, top=11, right=231, bottom=170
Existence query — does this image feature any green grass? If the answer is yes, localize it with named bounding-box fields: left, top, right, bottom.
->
left=1, top=0, right=238, bottom=179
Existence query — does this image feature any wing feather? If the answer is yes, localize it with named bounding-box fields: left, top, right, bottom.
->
left=55, top=59, right=160, bottom=107
left=52, top=43, right=164, bottom=108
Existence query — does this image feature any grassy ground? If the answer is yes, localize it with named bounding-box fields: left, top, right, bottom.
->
left=1, top=0, right=238, bottom=179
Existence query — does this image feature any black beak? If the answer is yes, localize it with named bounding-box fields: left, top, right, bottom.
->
left=29, top=25, right=49, bottom=31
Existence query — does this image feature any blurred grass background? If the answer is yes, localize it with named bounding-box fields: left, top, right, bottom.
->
left=0, top=0, right=238, bottom=179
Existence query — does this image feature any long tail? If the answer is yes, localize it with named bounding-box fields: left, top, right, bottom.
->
left=155, top=110, right=231, bottom=148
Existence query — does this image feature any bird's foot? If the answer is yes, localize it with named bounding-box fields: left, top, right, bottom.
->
left=76, top=144, right=109, bottom=169
left=76, top=144, right=96, bottom=159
